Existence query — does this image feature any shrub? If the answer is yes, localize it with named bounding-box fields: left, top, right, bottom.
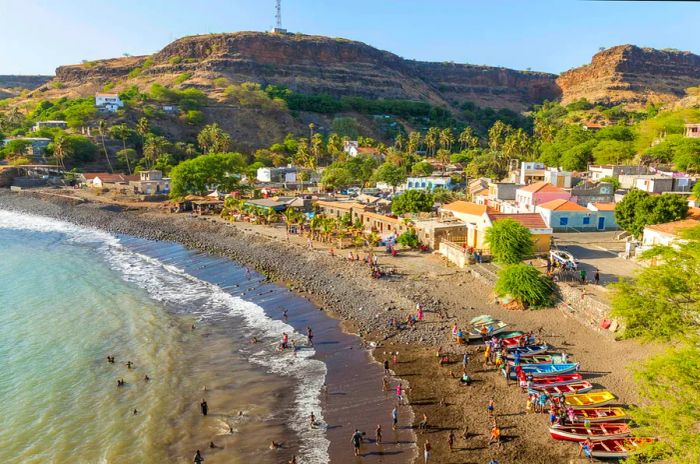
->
left=397, top=228, right=420, bottom=248
left=168, top=55, right=182, bottom=65
left=495, top=264, right=555, bottom=308
left=175, top=73, right=192, bottom=84
left=9, top=156, right=31, bottom=166
left=182, top=110, right=205, bottom=125
left=391, top=190, right=434, bottom=215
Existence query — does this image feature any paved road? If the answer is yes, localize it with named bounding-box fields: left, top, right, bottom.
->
left=552, top=232, right=641, bottom=285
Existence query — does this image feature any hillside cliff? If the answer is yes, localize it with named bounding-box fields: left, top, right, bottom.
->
left=557, top=45, right=700, bottom=107
left=49, top=32, right=559, bottom=111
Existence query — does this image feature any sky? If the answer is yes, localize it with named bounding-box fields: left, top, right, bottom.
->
left=1, top=0, right=699, bottom=75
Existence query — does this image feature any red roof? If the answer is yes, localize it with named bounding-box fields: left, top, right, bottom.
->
left=591, top=202, right=616, bottom=211
left=442, top=201, right=488, bottom=217
left=488, top=213, right=549, bottom=230
left=537, top=199, right=588, bottom=211
left=357, top=147, right=379, bottom=154
left=86, top=173, right=137, bottom=183
left=645, top=218, right=700, bottom=236
left=517, top=181, right=567, bottom=194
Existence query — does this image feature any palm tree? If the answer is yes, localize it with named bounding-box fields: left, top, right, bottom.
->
left=110, top=123, right=132, bottom=174
left=425, top=127, right=440, bottom=157
left=143, top=135, right=168, bottom=168
left=53, top=135, right=68, bottom=170
left=97, top=120, right=114, bottom=173
left=458, top=127, right=479, bottom=150
left=407, top=131, right=422, bottom=155
left=136, top=117, right=150, bottom=159
left=439, top=128, right=454, bottom=152
left=308, top=122, right=316, bottom=140
left=309, top=214, right=324, bottom=240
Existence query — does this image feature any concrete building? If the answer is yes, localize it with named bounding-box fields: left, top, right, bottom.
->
left=516, top=161, right=546, bottom=185
left=404, top=175, right=453, bottom=191
left=362, top=212, right=409, bottom=238
left=413, top=219, right=467, bottom=250
left=587, top=202, right=619, bottom=231
left=684, top=123, right=700, bottom=139
left=82, top=172, right=138, bottom=188
left=588, top=164, right=648, bottom=182
left=95, top=93, right=124, bottom=113
left=315, top=200, right=373, bottom=224
left=32, top=120, right=67, bottom=131
left=130, top=170, right=170, bottom=195
left=642, top=217, right=700, bottom=250
left=487, top=212, right=553, bottom=253
left=544, top=168, right=572, bottom=188
left=474, top=182, right=519, bottom=210
left=569, top=182, right=615, bottom=206
left=515, top=181, right=573, bottom=213
left=537, top=198, right=618, bottom=231
left=256, top=167, right=297, bottom=183
left=619, top=175, right=694, bottom=194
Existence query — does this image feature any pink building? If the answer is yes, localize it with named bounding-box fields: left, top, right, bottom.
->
left=515, top=181, right=574, bottom=213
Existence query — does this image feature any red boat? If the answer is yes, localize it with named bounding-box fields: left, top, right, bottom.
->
left=548, top=423, right=631, bottom=441
left=528, top=373, right=583, bottom=387
left=590, top=438, right=654, bottom=458
left=530, top=381, right=593, bottom=395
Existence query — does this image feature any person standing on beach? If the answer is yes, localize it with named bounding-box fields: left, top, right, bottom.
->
left=383, top=359, right=390, bottom=375
left=200, top=399, right=208, bottom=416
left=375, top=424, right=382, bottom=444
left=395, top=383, right=403, bottom=404
left=282, top=332, right=289, bottom=349
left=351, top=429, right=363, bottom=456
left=594, top=270, right=600, bottom=285
left=448, top=430, right=455, bottom=451
left=306, top=326, right=314, bottom=346
left=423, top=441, right=432, bottom=463
left=193, top=450, right=204, bottom=463
left=391, top=406, right=398, bottom=430
left=487, top=399, right=495, bottom=417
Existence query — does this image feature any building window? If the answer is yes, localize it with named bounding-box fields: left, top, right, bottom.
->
left=559, top=217, right=569, bottom=226
left=583, top=217, right=591, bottom=225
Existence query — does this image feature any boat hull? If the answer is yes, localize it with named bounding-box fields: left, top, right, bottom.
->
left=529, top=381, right=593, bottom=395
left=548, top=424, right=631, bottom=442
left=529, top=373, right=583, bottom=387
left=509, top=363, right=579, bottom=379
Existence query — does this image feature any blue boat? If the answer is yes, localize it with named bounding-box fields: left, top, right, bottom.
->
left=506, top=344, right=549, bottom=357
left=508, top=362, right=580, bottom=379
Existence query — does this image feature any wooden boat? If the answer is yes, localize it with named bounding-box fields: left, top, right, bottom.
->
left=500, top=334, right=534, bottom=347
left=590, top=437, right=654, bottom=458
left=506, top=344, right=549, bottom=356
left=470, top=315, right=497, bottom=326
left=564, top=391, right=616, bottom=407
left=528, top=373, right=583, bottom=387
left=529, top=381, right=593, bottom=395
left=570, top=407, right=627, bottom=423
left=467, top=321, right=509, bottom=339
left=507, top=354, right=567, bottom=366
left=548, top=423, right=631, bottom=441
left=509, top=363, right=579, bottom=379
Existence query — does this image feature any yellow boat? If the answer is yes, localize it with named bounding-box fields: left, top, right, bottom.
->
left=565, top=391, right=616, bottom=407
left=571, top=407, right=627, bottom=423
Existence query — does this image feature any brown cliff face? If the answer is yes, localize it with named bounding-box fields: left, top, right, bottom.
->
left=557, top=45, right=700, bottom=107
left=52, top=31, right=559, bottom=111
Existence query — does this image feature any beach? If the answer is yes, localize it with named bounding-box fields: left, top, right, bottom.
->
left=0, top=189, right=656, bottom=463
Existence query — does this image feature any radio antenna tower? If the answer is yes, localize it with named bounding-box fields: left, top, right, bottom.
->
left=271, top=0, right=287, bottom=33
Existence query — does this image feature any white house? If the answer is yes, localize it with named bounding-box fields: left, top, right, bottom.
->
left=404, top=175, right=453, bottom=191
left=256, top=167, right=297, bottom=183
left=544, top=168, right=572, bottom=188
left=95, top=93, right=124, bottom=113
left=130, top=170, right=170, bottom=195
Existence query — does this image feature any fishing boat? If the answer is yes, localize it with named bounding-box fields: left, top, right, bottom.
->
left=509, top=363, right=579, bottom=379
left=590, top=438, right=654, bottom=459
left=529, top=381, right=593, bottom=395
left=570, top=407, right=627, bottom=423
left=564, top=391, right=616, bottom=407
left=506, top=344, right=549, bottom=356
left=470, top=315, right=497, bottom=326
left=467, top=321, right=509, bottom=339
left=500, top=334, right=535, bottom=347
left=507, top=354, right=567, bottom=365
left=529, top=373, right=583, bottom=387
left=548, top=423, right=631, bottom=441
left=494, top=330, right=524, bottom=339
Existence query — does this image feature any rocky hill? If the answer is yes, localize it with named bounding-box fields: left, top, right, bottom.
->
left=0, top=75, right=52, bottom=99
left=43, top=32, right=558, bottom=112
left=557, top=45, right=700, bottom=108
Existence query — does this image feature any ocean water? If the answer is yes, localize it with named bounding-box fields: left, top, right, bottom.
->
left=0, top=210, right=329, bottom=463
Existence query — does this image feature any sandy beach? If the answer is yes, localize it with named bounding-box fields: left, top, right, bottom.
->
left=0, top=189, right=657, bottom=463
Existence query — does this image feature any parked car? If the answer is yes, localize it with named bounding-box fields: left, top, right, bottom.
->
left=550, top=250, right=578, bottom=270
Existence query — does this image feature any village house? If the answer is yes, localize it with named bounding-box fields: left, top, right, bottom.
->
left=569, top=181, right=615, bottom=206
left=544, top=168, right=573, bottom=188
left=81, top=172, right=138, bottom=188
left=642, top=216, right=700, bottom=251
left=536, top=198, right=618, bottom=231
left=256, top=166, right=297, bottom=183
left=404, top=175, right=453, bottom=191
left=684, top=123, right=700, bottom=138
left=315, top=200, right=373, bottom=223
left=32, top=120, right=67, bottom=132
left=515, top=181, right=573, bottom=213
left=412, top=218, right=467, bottom=250
left=243, top=198, right=290, bottom=213
left=588, top=164, right=648, bottom=182
left=439, top=201, right=493, bottom=250
left=343, top=141, right=380, bottom=158
left=474, top=182, right=519, bottom=210
left=95, top=93, right=124, bottom=113
left=130, top=170, right=170, bottom=195
left=586, top=202, right=619, bottom=230
left=487, top=212, right=553, bottom=253
left=362, top=212, right=409, bottom=237
left=618, top=174, right=694, bottom=193
left=514, top=161, right=546, bottom=185
left=581, top=122, right=604, bottom=131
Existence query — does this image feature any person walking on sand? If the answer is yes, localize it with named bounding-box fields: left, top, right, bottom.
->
left=462, top=352, right=469, bottom=369
left=487, top=399, right=495, bottom=417
left=448, top=430, right=455, bottom=451
left=384, top=358, right=390, bottom=375
left=193, top=450, right=204, bottom=464
left=375, top=424, right=382, bottom=445
left=391, top=406, right=398, bottom=430
left=351, top=429, right=363, bottom=456
left=200, top=399, right=208, bottom=416
left=489, top=423, right=502, bottom=448
left=282, top=332, right=289, bottom=349
left=396, top=383, right=403, bottom=404
left=306, top=326, right=314, bottom=346
left=594, top=270, right=600, bottom=285
left=382, top=377, right=389, bottom=392
left=423, top=441, right=432, bottom=463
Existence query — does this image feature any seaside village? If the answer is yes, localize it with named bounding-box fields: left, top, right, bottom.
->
left=3, top=92, right=700, bottom=463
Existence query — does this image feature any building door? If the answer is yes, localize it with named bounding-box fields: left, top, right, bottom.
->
left=597, top=217, right=605, bottom=230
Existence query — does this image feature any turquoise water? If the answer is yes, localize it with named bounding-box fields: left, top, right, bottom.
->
left=0, top=210, right=329, bottom=464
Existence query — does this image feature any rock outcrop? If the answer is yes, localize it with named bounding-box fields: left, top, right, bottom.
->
left=52, top=31, right=559, bottom=111
left=557, top=45, right=700, bottom=107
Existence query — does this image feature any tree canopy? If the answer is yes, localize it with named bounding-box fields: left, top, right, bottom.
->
left=391, top=190, right=434, bottom=215
left=169, top=152, right=245, bottom=198
left=320, top=165, right=354, bottom=190
left=485, top=219, right=535, bottom=264
left=615, top=190, right=689, bottom=238
left=494, top=264, right=555, bottom=308
left=372, top=162, right=406, bottom=191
